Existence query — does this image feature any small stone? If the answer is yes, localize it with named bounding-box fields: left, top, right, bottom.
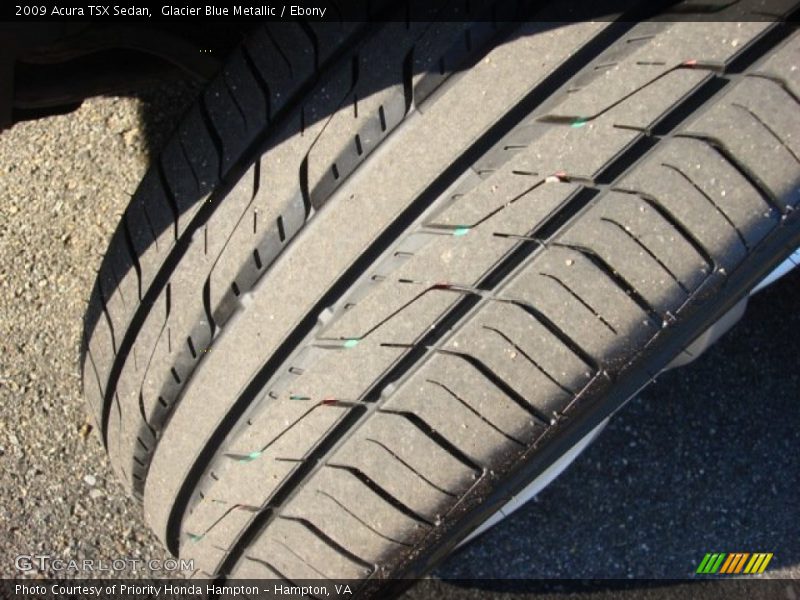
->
left=89, top=489, right=104, bottom=500
left=78, top=422, right=92, bottom=439
left=83, top=474, right=97, bottom=486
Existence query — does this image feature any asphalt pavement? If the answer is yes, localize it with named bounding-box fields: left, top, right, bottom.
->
left=0, top=84, right=797, bottom=599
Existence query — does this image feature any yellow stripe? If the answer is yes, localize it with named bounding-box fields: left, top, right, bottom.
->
left=720, top=554, right=736, bottom=574
left=734, top=553, right=749, bottom=573
left=758, top=553, right=773, bottom=573
left=749, top=554, right=766, bottom=573
left=744, top=554, right=759, bottom=574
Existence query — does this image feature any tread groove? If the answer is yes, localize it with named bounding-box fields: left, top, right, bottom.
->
left=434, top=349, right=552, bottom=424
left=377, top=408, right=485, bottom=473
left=678, top=134, right=783, bottom=213
left=122, top=213, right=144, bottom=301
left=197, top=95, right=227, bottom=179
left=155, top=159, right=181, bottom=241
left=96, top=280, right=118, bottom=354
left=599, top=216, right=691, bottom=294
left=273, top=538, right=333, bottom=580
left=501, top=299, right=601, bottom=373
left=316, top=489, right=413, bottom=547
left=653, top=163, right=749, bottom=251
left=324, top=464, right=435, bottom=527
left=731, top=101, right=800, bottom=165
left=277, top=515, right=374, bottom=571
left=364, top=436, right=459, bottom=497
left=240, top=44, right=273, bottom=123
left=425, top=380, right=526, bottom=447
left=242, top=555, right=293, bottom=582
left=537, top=272, right=617, bottom=334
left=551, top=242, right=663, bottom=323
left=630, top=189, right=718, bottom=272
left=482, top=326, right=580, bottom=396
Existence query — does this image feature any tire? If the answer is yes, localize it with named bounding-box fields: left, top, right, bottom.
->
left=82, top=2, right=800, bottom=593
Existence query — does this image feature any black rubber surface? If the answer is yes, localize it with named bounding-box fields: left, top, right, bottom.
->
left=81, top=2, right=800, bottom=593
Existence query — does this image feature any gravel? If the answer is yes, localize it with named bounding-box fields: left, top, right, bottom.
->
left=0, top=84, right=797, bottom=596
left=0, top=86, right=198, bottom=580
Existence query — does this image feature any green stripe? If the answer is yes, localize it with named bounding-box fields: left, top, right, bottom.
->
left=696, top=553, right=713, bottom=574
left=710, top=553, right=727, bottom=574
left=703, top=553, right=719, bottom=574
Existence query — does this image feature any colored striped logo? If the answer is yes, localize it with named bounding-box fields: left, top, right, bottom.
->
left=696, top=552, right=773, bottom=574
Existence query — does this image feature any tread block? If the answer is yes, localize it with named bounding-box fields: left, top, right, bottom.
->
left=682, top=101, right=799, bottom=209
left=561, top=208, right=690, bottom=315
left=503, top=247, right=659, bottom=363
left=330, top=412, right=474, bottom=517
left=416, top=352, right=545, bottom=445
left=383, top=376, right=532, bottom=463
left=247, top=518, right=371, bottom=580
left=617, top=137, right=778, bottom=252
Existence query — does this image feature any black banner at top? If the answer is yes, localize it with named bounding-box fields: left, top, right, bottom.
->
left=1, top=0, right=797, bottom=23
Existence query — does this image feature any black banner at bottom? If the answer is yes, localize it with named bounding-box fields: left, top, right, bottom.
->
left=2, top=578, right=798, bottom=600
